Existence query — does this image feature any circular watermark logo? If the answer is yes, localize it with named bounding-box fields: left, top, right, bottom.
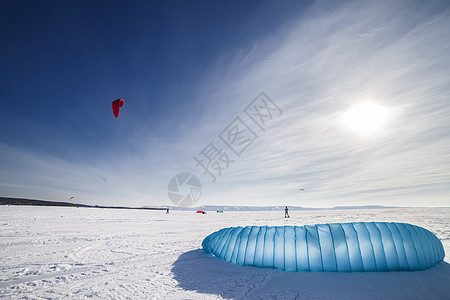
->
left=167, top=173, right=202, bottom=207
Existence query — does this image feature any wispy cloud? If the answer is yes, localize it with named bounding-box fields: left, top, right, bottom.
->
left=190, top=0, right=450, bottom=207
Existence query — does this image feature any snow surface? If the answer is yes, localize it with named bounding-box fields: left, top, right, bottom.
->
left=0, top=206, right=449, bottom=299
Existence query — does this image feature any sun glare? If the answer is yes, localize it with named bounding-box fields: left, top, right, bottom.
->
left=343, top=101, right=388, bottom=135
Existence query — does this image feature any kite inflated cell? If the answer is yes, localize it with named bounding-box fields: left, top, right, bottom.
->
left=202, top=222, right=444, bottom=272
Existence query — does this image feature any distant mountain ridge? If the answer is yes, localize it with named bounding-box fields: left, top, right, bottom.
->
left=0, top=197, right=91, bottom=207
left=0, top=197, right=412, bottom=211
left=0, top=197, right=165, bottom=210
left=162, top=204, right=400, bottom=211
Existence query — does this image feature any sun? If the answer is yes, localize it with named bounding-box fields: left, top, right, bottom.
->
left=342, top=101, right=388, bottom=135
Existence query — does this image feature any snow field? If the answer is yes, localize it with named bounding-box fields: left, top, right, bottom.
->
left=0, top=206, right=449, bottom=299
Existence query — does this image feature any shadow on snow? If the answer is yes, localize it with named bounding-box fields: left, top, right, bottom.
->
left=172, top=249, right=450, bottom=300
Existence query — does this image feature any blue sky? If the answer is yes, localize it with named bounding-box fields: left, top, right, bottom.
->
left=1, top=0, right=449, bottom=208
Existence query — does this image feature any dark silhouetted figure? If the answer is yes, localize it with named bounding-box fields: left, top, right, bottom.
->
left=166, top=208, right=169, bottom=214
left=285, top=206, right=290, bottom=218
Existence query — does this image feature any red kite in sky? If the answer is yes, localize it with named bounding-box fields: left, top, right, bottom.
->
left=112, top=98, right=124, bottom=118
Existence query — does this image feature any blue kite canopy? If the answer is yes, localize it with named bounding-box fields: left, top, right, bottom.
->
left=202, top=222, right=445, bottom=272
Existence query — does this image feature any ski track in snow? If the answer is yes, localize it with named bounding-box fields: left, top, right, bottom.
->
left=0, top=206, right=449, bottom=299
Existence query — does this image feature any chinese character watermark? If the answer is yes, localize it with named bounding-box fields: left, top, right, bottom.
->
left=193, top=142, right=234, bottom=182
left=168, top=92, right=282, bottom=207
left=219, top=117, right=258, bottom=157
left=245, top=92, right=283, bottom=131
left=194, top=92, right=282, bottom=183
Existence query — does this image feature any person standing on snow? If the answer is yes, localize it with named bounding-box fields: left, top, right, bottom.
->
left=285, top=206, right=290, bottom=218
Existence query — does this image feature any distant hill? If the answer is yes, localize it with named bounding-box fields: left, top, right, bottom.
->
left=0, top=197, right=166, bottom=210
left=1, top=197, right=405, bottom=211
left=0, top=197, right=91, bottom=207
left=158, top=204, right=400, bottom=211
left=331, top=205, right=396, bottom=210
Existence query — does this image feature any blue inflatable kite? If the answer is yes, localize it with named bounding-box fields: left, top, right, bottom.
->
left=202, top=222, right=444, bottom=272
